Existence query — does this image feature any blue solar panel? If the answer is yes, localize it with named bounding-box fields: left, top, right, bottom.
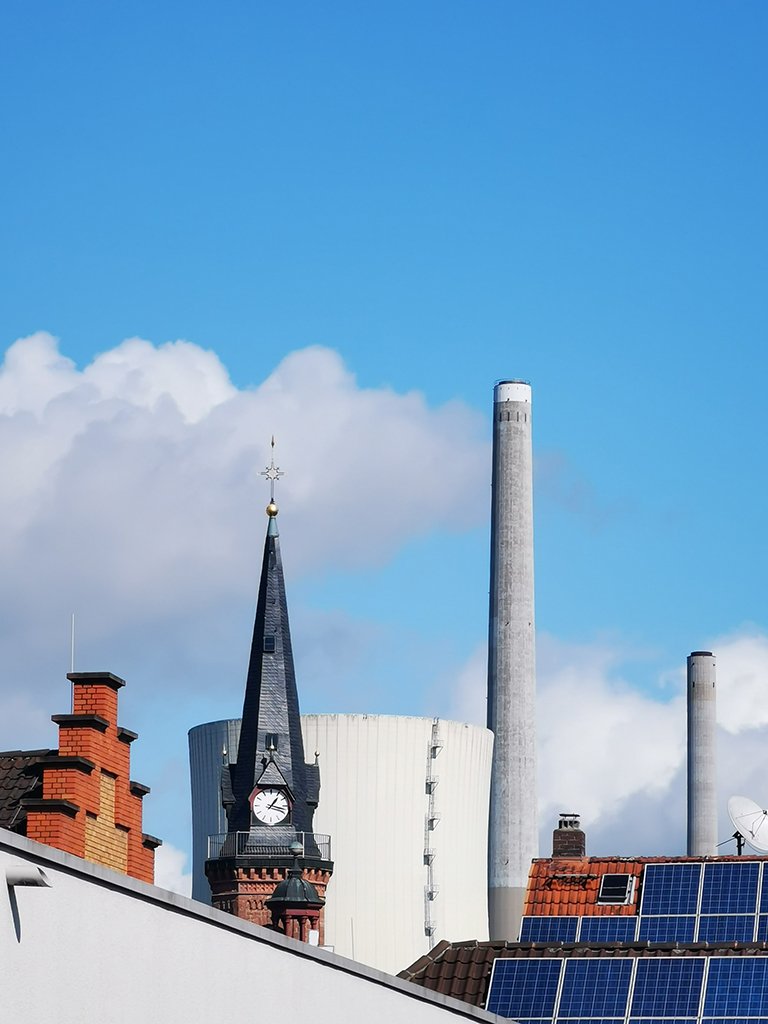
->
left=697, top=914, right=756, bottom=942
left=629, top=1020, right=700, bottom=1024
left=579, top=916, right=637, bottom=942
left=558, top=959, right=632, bottom=1018
left=637, top=915, right=696, bottom=942
left=640, top=864, right=702, bottom=915
left=702, top=1020, right=768, bottom=1024
left=701, top=861, right=759, bottom=914
left=703, top=958, right=768, bottom=1016
left=520, top=917, right=578, bottom=942
left=486, top=959, right=561, bottom=1019
left=758, top=915, right=768, bottom=941
left=760, top=867, right=768, bottom=914
left=630, top=957, right=705, bottom=1017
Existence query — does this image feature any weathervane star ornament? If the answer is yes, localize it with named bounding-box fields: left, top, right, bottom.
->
left=260, top=435, right=284, bottom=509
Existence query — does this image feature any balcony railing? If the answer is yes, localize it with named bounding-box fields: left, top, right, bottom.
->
left=207, top=831, right=331, bottom=862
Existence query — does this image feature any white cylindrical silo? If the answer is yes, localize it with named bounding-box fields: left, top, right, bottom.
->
left=189, top=714, right=493, bottom=974
left=687, top=651, right=717, bottom=857
left=487, top=380, right=538, bottom=941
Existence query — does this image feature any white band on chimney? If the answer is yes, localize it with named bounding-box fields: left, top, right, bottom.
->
left=494, top=381, right=531, bottom=404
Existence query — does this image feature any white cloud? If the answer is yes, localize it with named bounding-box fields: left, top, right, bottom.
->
left=536, top=637, right=684, bottom=829
left=447, top=644, right=487, bottom=726
left=0, top=332, right=235, bottom=423
left=153, top=842, right=192, bottom=896
left=0, top=332, right=487, bottom=591
left=448, top=628, right=768, bottom=857
left=712, top=630, right=768, bottom=734
left=0, top=332, right=488, bottom=749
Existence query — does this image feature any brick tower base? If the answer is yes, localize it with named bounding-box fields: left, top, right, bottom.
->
left=206, top=856, right=333, bottom=943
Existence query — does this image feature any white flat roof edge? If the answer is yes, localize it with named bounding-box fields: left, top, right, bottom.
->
left=0, top=827, right=500, bottom=1022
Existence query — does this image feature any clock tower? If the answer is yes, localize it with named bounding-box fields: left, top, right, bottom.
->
left=205, top=444, right=333, bottom=942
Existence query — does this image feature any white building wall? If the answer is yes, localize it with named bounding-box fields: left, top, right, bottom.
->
left=0, top=830, right=498, bottom=1024
left=189, top=714, right=493, bottom=976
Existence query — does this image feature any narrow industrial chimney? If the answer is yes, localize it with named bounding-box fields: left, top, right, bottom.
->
left=552, top=813, right=586, bottom=858
left=487, top=380, right=538, bottom=941
left=687, top=651, right=717, bottom=856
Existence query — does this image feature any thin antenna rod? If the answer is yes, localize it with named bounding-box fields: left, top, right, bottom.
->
left=70, top=612, right=76, bottom=713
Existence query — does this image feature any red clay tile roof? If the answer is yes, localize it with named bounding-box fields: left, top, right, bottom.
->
left=399, top=940, right=768, bottom=1009
left=524, top=855, right=767, bottom=917
left=0, top=749, right=51, bottom=832
left=524, top=857, right=644, bottom=916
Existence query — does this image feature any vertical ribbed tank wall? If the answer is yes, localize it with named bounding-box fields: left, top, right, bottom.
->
left=303, top=714, right=492, bottom=974
left=487, top=379, right=538, bottom=941
left=687, top=651, right=717, bottom=857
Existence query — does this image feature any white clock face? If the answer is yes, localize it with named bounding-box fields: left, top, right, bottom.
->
left=251, top=788, right=289, bottom=825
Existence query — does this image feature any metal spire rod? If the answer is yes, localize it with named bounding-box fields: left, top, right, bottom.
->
left=260, top=435, right=284, bottom=503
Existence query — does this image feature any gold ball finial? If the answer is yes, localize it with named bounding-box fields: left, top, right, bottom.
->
left=266, top=501, right=279, bottom=518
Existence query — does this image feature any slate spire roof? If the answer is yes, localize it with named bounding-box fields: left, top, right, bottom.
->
left=227, top=502, right=319, bottom=834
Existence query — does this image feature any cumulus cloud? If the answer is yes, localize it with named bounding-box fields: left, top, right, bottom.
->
left=0, top=331, right=490, bottom=762
left=448, top=628, right=768, bottom=857
left=0, top=333, right=487, bottom=592
left=536, top=637, right=684, bottom=829
left=713, top=630, right=768, bottom=734
left=448, top=645, right=488, bottom=726
left=153, top=842, right=192, bottom=896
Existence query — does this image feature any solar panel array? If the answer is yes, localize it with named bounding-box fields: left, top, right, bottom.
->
left=519, top=861, right=768, bottom=945
left=499, top=863, right=768, bottom=1021
left=486, top=956, right=768, bottom=1021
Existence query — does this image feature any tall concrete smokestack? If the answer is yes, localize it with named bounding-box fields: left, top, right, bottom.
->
left=487, top=380, right=537, bottom=941
left=687, top=650, right=717, bottom=856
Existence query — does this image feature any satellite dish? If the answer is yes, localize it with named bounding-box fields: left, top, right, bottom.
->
left=728, top=795, right=768, bottom=854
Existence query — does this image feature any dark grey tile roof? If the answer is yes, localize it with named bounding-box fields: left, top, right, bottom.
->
left=399, top=939, right=768, bottom=1009
left=0, top=749, right=52, bottom=831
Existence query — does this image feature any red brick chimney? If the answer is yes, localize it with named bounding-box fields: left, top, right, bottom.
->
left=22, top=672, right=160, bottom=882
left=552, top=812, right=586, bottom=858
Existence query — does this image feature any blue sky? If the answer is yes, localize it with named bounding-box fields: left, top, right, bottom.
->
left=2, top=2, right=768, bottom=884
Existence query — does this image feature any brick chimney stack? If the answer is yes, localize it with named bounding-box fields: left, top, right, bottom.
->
left=552, top=813, right=586, bottom=858
left=22, top=672, right=160, bottom=882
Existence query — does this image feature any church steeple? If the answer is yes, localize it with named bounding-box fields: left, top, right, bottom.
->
left=207, top=442, right=331, bottom=942
left=228, top=488, right=318, bottom=833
